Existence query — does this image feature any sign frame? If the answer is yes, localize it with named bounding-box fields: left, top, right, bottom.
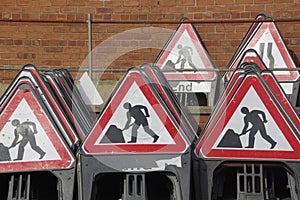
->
left=196, top=72, right=300, bottom=160
left=154, top=23, right=217, bottom=81
left=83, top=68, right=189, bottom=154
left=0, top=79, right=75, bottom=172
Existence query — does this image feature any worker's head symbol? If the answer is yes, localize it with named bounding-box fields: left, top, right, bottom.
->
left=123, top=102, right=132, bottom=110
left=241, top=107, right=249, bottom=114
left=177, top=44, right=183, bottom=49
left=11, top=119, right=20, bottom=127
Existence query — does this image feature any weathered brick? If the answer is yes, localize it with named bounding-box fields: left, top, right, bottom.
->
left=207, top=5, right=226, bottom=13
left=104, top=1, right=122, bottom=7
left=16, top=0, right=32, bottom=6
left=215, top=0, right=234, bottom=5
left=42, top=59, right=62, bottom=66
left=226, top=5, right=245, bottom=12
left=187, top=6, right=206, bottom=13
left=51, top=0, right=67, bottom=6
left=44, top=47, right=64, bottom=53
left=1, top=0, right=16, bottom=6
left=178, top=0, right=196, bottom=6
left=141, top=0, right=158, bottom=6
left=123, top=0, right=140, bottom=7
left=236, top=0, right=253, bottom=3
left=96, top=7, right=113, bottom=13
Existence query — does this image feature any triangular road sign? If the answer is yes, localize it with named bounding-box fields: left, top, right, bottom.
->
left=44, top=72, right=86, bottom=140
left=196, top=71, right=300, bottom=160
left=237, top=49, right=268, bottom=71
left=17, top=65, right=79, bottom=147
left=197, top=68, right=248, bottom=149
left=82, top=68, right=189, bottom=154
left=230, top=14, right=266, bottom=64
left=154, top=22, right=216, bottom=81
left=261, top=70, right=300, bottom=131
left=226, top=18, right=299, bottom=82
left=53, top=69, right=95, bottom=128
left=0, top=79, right=75, bottom=172
left=140, top=64, right=199, bottom=140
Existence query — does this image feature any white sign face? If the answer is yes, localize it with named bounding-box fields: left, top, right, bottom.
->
left=252, top=27, right=288, bottom=75
left=95, top=82, right=175, bottom=145
left=1, top=99, right=61, bottom=162
left=251, top=27, right=295, bottom=94
left=213, top=86, right=292, bottom=151
left=161, top=30, right=207, bottom=72
left=155, top=23, right=216, bottom=81
left=227, top=22, right=299, bottom=83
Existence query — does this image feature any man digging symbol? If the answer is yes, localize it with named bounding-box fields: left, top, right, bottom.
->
left=10, top=119, right=46, bottom=161
left=123, top=102, right=159, bottom=143
left=176, top=44, right=197, bottom=71
left=240, top=107, right=277, bottom=149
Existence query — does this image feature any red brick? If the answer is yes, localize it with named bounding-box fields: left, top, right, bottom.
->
left=151, top=7, right=170, bottom=13
left=96, top=7, right=113, bottom=13
left=100, top=72, right=116, bottom=80
left=187, top=6, right=206, bottom=13
left=193, top=13, right=214, bottom=19
left=21, top=6, right=41, bottom=13
left=178, top=0, right=195, bottom=6
left=215, top=0, right=234, bottom=5
left=141, top=0, right=158, bottom=6
left=51, top=0, right=67, bottom=6
left=123, top=0, right=140, bottom=7
left=236, top=0, right=253, bottom=3
left=11, top=13, right=21, bottom=20
left=16, top=0, right=32, bottom=6
left=66, top=0, right=87, bottom=6
left=208, top=5, right=226, bottom=13
left=104, top=1, right=122, bottom=7
left=57, top=14, right=68, bottom=20
left=67, top=14, right=77, bottom=21
left=75, top=13, right=86, bottom=21
left=42, top=59, right=62, bottom=67
left=240, top=12, right=252, bottom=19
left=32, top=0, right=51, bottom=6
left=1, top=0, right=15, bottom=6
left=245, top=4, right=267, bottom=12
left=21, top=13, right=40, bottom=20
left=196, top=0, right=214, bottom=5
left=253, top=0, right=273, bottom=3
left=41, top=6, right=60, bottom=13
left=286, top=3, right=300, bottom=10
left=274, top=0, right=294, bottom=2
left=77, top=7, right=95, bottom=13
left=85, top=0, right=104, bottom=7
left=44, top=47, right=63, bottom=53
left=226, top=5, right=245, bottom=12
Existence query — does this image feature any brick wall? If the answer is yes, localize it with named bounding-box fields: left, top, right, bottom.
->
left=0, top=0, right=299, bottom=82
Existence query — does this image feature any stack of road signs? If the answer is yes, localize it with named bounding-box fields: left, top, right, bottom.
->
left=79, top=65, right=197, bottom=200
left=0, top=64, right=77, bottom=199
left=194, top=62, right=300, bottom=199
left=140, top=64, right=200, bottom=137
left=154, top=20, right=222, bottom=107
left=1, top=64, right=80, bottom=150
left=196, top=66, right=300, bottom=159
left=224, top=14, right=300, bottom=106
left=44, top=69, right=95, bottom=140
